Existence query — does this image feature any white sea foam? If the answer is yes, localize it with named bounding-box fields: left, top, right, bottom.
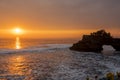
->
left=0, top=43, right=120, bottom=80
left=0, top=44, right=72, bottom=54
left=102, top=45, right=116, bottom=55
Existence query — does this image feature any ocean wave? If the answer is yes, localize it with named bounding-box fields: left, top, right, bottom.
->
left=0, top=44, right=72, bottom=54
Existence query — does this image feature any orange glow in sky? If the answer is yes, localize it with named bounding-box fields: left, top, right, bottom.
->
left=0, top=28, right=119, bottom=39
left=15, top=28, right=21, bottom=34
left=10, top=27, right=24, bottom=35
left=0, top=1, right=120, bottom=39
left=14, top=28, right=23, bottom=35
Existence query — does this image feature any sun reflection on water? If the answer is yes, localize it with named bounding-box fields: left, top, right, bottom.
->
left=16, top=37, right=21, bottom=49
left=8, top=56, right=26, bottom=75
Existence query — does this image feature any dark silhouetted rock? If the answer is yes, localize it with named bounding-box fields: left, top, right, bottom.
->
left=70, top=30, right=120, bottom=52
left=112, top=38, right=120, bottom=51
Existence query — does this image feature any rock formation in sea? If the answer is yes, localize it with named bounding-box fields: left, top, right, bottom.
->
left=70, top=30, right=120, bottom=52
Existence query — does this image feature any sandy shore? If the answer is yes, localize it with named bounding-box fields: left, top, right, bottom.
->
left=0, top=48, right=120, bottom=80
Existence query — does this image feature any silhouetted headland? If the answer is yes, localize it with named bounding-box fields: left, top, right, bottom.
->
left=70, top=30, right=120, bottom=52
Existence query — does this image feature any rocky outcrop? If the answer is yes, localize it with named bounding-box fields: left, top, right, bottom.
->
left=70, top=30, right=120, bottom=52
left=112, top=38, right=120, bottom=51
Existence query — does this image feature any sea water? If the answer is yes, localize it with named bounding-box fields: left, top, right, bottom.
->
left=0, top=38, right=120, bottom=80
left=0, top=37, right=76, bottom=54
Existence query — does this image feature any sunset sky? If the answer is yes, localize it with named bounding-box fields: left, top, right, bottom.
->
left=0, top=0, right=120, bottom=38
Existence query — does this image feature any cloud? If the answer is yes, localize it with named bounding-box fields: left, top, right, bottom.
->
left=0, top=0, right=120, bottom=30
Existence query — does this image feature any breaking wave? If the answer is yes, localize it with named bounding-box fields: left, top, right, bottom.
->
left=0, top=44, right=72, bottom=54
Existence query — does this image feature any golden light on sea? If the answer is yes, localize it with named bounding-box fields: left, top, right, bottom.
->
left=16, top=37, right=21, bottom=49
left=8, top=56, right=25, bottom=75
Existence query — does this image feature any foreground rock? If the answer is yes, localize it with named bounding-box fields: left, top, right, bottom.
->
left=70, top=30, right=120, bottom=52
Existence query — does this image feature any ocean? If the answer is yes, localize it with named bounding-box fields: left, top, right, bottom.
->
left=0, top=38, right=120, bottom=80
left=0, top=37, right=77, bottom=54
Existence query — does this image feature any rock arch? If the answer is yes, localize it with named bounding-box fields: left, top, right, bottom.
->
left=70, top=30, right=120, bottom=52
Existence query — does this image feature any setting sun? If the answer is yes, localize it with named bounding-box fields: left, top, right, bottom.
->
left=15, top=28, right=21, bottom=33
left=13, top=28, right=24, bottom=35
